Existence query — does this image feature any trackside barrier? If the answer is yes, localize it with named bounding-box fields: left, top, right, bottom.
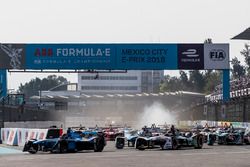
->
left=0, top=128, right=63, bottom=146
left=27, top=129, right=39, bottom=140
left=0, top=128, right=10, bottom=144
left=179, top=120, right=250, bottom=128
left=7, top=128, right=18, bottom=146
left=17, top=128, right=29, bottom=146
left=38, top=129, right=48, bottom=140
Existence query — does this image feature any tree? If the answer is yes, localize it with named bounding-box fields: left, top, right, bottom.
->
left=231, top=57, right=246, bottom=79
left=240, top=43, right=250, bottom=74
left=160, top=75, right=181, bottom=92
left=179, top=70, right=190, bottom=90
left=18, top=75, right=68, bottom=98
left=188, top=70, right=205, bottom=92
left=203, top=71, right=222, bottom=94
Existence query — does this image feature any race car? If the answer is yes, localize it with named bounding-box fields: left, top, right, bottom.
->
left=23, top=129, right=106, bottom=154
left=135, top=129, right=204, bottom=150
left=244, top=128, right=250, bottom=145
left=217, top=128, right=245, bottom=145
left=115, top=124, right=168, bottom=149
left=115, top=129, right=138, bottom=149
left=103, top=126, right=123, bottom=141
left=199, top=128, right=217, bottom=146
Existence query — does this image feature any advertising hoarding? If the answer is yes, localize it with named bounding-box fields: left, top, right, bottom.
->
left=0, top=43, right=229, bottom=70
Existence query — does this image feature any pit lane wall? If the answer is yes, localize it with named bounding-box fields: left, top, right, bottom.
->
left=1, top=128, right=49, bottom=146
left=178, top=120, right=250, bottom=128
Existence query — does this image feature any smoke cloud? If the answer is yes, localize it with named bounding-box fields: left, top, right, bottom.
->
left=136, top=101, right=176, bottom=129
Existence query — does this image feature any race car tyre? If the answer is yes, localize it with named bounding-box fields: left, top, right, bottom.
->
left=115, top=138, right=125, bottom=149
left=94, top=137, right=105, bottom=152
left=136, top=139, right=147, bottom=150
left=236, top=135, right=244, bottom=145
left=207, top=134, right=216, bottom=146
left=58, top=140, right=68, bottom=153
left=28, top=143, right=38, bottom=154
left=244, top=138, right=250, bottom=145
left=218, top=137, right=226, bottom=145
left=194, top=135, right=203, bottom=149
left=171, top=137, right=178, bottom=150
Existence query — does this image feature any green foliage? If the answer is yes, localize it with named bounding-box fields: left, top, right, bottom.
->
left=240, top=43, right=250, bottom=74
left=160, top=75, right=181, bottom=92
left=159, top=70, right=222, bottom=94
left=203, top=71, right=222, bottom=94
left=231, top=57, right=246, bottom=79
left=18, top=75, right=68, bottom=98
left=188, top=70, right=205, bottom=92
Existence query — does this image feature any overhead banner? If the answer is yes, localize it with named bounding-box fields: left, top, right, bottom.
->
left=0, top=44, right=26, bottom=69
left=0, top=43, right=229, bottom=70
left=178, top=44, right=204, bottom=69
left=204, top=44, right=230, bottom=69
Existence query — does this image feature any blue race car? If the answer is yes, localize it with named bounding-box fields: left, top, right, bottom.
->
left=23, top=129, right=106, bottom=154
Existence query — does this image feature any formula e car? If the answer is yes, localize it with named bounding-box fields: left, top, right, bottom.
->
left=217, top=128, right=245, bottom=145
left=135, top=130, right=204, bottom=150
left=115, top=125, right=166, bottom=149
left=199, top=128, right=217, bottom=146
left=244, top=128, right=250, bottom=145
left=23, top=130, right=106, bottom=154
left=115, top=129, right=138, bottom=149
left=103, top=126, right=124, bottom=141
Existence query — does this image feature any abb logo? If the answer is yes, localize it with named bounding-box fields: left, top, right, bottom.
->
left=34, top=48, right=53, bottom=56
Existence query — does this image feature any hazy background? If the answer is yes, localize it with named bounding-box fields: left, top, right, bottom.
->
left=0, top=0, right=249, bottom=90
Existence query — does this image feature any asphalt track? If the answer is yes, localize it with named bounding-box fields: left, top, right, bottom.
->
left=0, top=142, right=250, bottom=167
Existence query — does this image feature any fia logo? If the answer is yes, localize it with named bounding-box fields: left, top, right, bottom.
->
left=209, top=49, right=226, bottom=61
left=182, top=49, right=199, bottom=58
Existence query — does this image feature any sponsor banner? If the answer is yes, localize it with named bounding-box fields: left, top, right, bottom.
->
left=0, top=44, right=26, bottom=69
left=0, top=128, right=5, bottom=143
left=37, top=129, right=48, bottom=140
left=17, top=128, right=29, bottom=146
left=0, top=70, right=7, bottom=98
left=178, top=44, right=204, bottom=69
left=116, top=44, right=177, bottom=70
left=27, top=129, right=39, bottom=140
left=204, top=44, right=229, bottom=69
left=232, top=122, right=241, bottom=128
left=7, top=128, right=17, bottom=146
left=178, top=120, right=250, bottom=128
left=1, top=128, right=49, bottom=146
left=26, top=44, right=116, bottom=70
left=2, top=128, right=10, bottom=144
left=24, top=128, right=29, bottom=142
left=0, top=43, right=230, bottom=70
left=26, top=44, right=178, bottom=70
